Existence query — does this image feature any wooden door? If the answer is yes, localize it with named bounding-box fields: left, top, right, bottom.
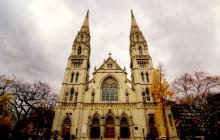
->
left=105, top=127, right=115, bottom=138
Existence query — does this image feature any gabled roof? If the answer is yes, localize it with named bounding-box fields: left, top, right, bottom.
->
left=96, top=56, right=124, bottom=71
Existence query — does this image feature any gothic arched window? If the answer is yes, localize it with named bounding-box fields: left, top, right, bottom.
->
left=146, top=87, right=150, bottom=101
left=146, top=72, right=149, bottom=82
left=78, top=46, right=82, bottom=55
left=138, top=46, right=142, bottom=55
left=75, top=72, right=79, bottom=82
left=101, top=77, right=118, bottom=101
left=71, top=72, right=74, bottom=83
left=69, top=88, right=74, bottom=101
left=141, top=72, right=144, bottom=81
left=149, top=114, right=155, bottom=125
left=64, top=92, right=68, bottom=102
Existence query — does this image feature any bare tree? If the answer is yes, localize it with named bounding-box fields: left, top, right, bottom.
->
left=0, top=74, right=58, bottom=139
left=172, top=71, right=220, bottom=139
left=30, top=93, right=58, bottom=139
left=10, top=80, right=51, bottom=136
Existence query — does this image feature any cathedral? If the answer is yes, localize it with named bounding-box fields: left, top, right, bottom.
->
left=51, top=10, right=179, bottom=140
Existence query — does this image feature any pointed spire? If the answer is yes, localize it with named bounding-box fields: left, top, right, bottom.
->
left=81, top=9, right=89, bottom=28
left=131, top=9, right=139, bottom=28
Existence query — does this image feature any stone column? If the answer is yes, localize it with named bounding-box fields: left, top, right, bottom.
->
left=100, top=118, right=105, bottom=139
left=100, top=125, right=105, bottom=138
left=115, top=125, right=120, bottom=138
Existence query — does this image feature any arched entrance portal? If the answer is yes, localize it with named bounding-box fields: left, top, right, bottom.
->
left=120, top=117, right=130, bottom=138
left=62, top=117, right=71, bottom=140
left=105, top=116, right=115, bottom=138
left=148, top=114, right=158, bottom=140
left=90, top=117, right=100, bottom=138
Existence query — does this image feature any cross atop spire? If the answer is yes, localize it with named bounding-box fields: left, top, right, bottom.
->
left=131, top=9, right=139, bottom=28
left=81, top=9, right=89, bottom=29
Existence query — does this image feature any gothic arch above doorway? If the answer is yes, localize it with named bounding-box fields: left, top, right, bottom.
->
left=120, top=117, right=130, bottom=138
left=90, top=117, right=100, bottom=138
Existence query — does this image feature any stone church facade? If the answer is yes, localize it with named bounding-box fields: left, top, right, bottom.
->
left=51, top=10, right=179, bottom=140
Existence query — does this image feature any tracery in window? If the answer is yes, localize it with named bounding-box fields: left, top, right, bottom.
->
left=101, top=77, right=118, bottom=101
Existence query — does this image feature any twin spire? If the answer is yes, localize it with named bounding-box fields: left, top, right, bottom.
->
left=80, top=9, right=140, bottom=32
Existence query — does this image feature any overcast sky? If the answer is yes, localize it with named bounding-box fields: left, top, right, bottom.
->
left=0, top=0, right=220, bottom=93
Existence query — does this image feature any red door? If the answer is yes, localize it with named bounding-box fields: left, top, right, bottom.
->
left=105, top=127, right=115, bottom=138
left=62, top=126, right=70, bottom=140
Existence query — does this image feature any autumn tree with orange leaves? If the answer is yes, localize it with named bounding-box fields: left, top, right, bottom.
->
left=0, top=75, right=14, bottom=139
left=150, top=65, right=174, bottom=139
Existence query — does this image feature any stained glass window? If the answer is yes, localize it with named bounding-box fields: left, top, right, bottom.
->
left=101, top=77, right=118, bottom=101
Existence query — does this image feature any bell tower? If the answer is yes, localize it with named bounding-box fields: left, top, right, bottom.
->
left=129, top=10, right=154, bottom=102
left=59, top=10, right=91, bottom=104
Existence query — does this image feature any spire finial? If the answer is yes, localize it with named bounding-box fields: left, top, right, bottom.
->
left=81, top=9, right=89, bottom=28
left=131, top=9, right=134, bottom=17
left=86, top=9, right=89, bottom=17
left=108, top=53, right=112, bottom=57
left=131, top=10, right=138, bottom=27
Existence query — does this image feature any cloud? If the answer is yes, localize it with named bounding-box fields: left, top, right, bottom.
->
left=0, top=0, right=219, bottom=92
